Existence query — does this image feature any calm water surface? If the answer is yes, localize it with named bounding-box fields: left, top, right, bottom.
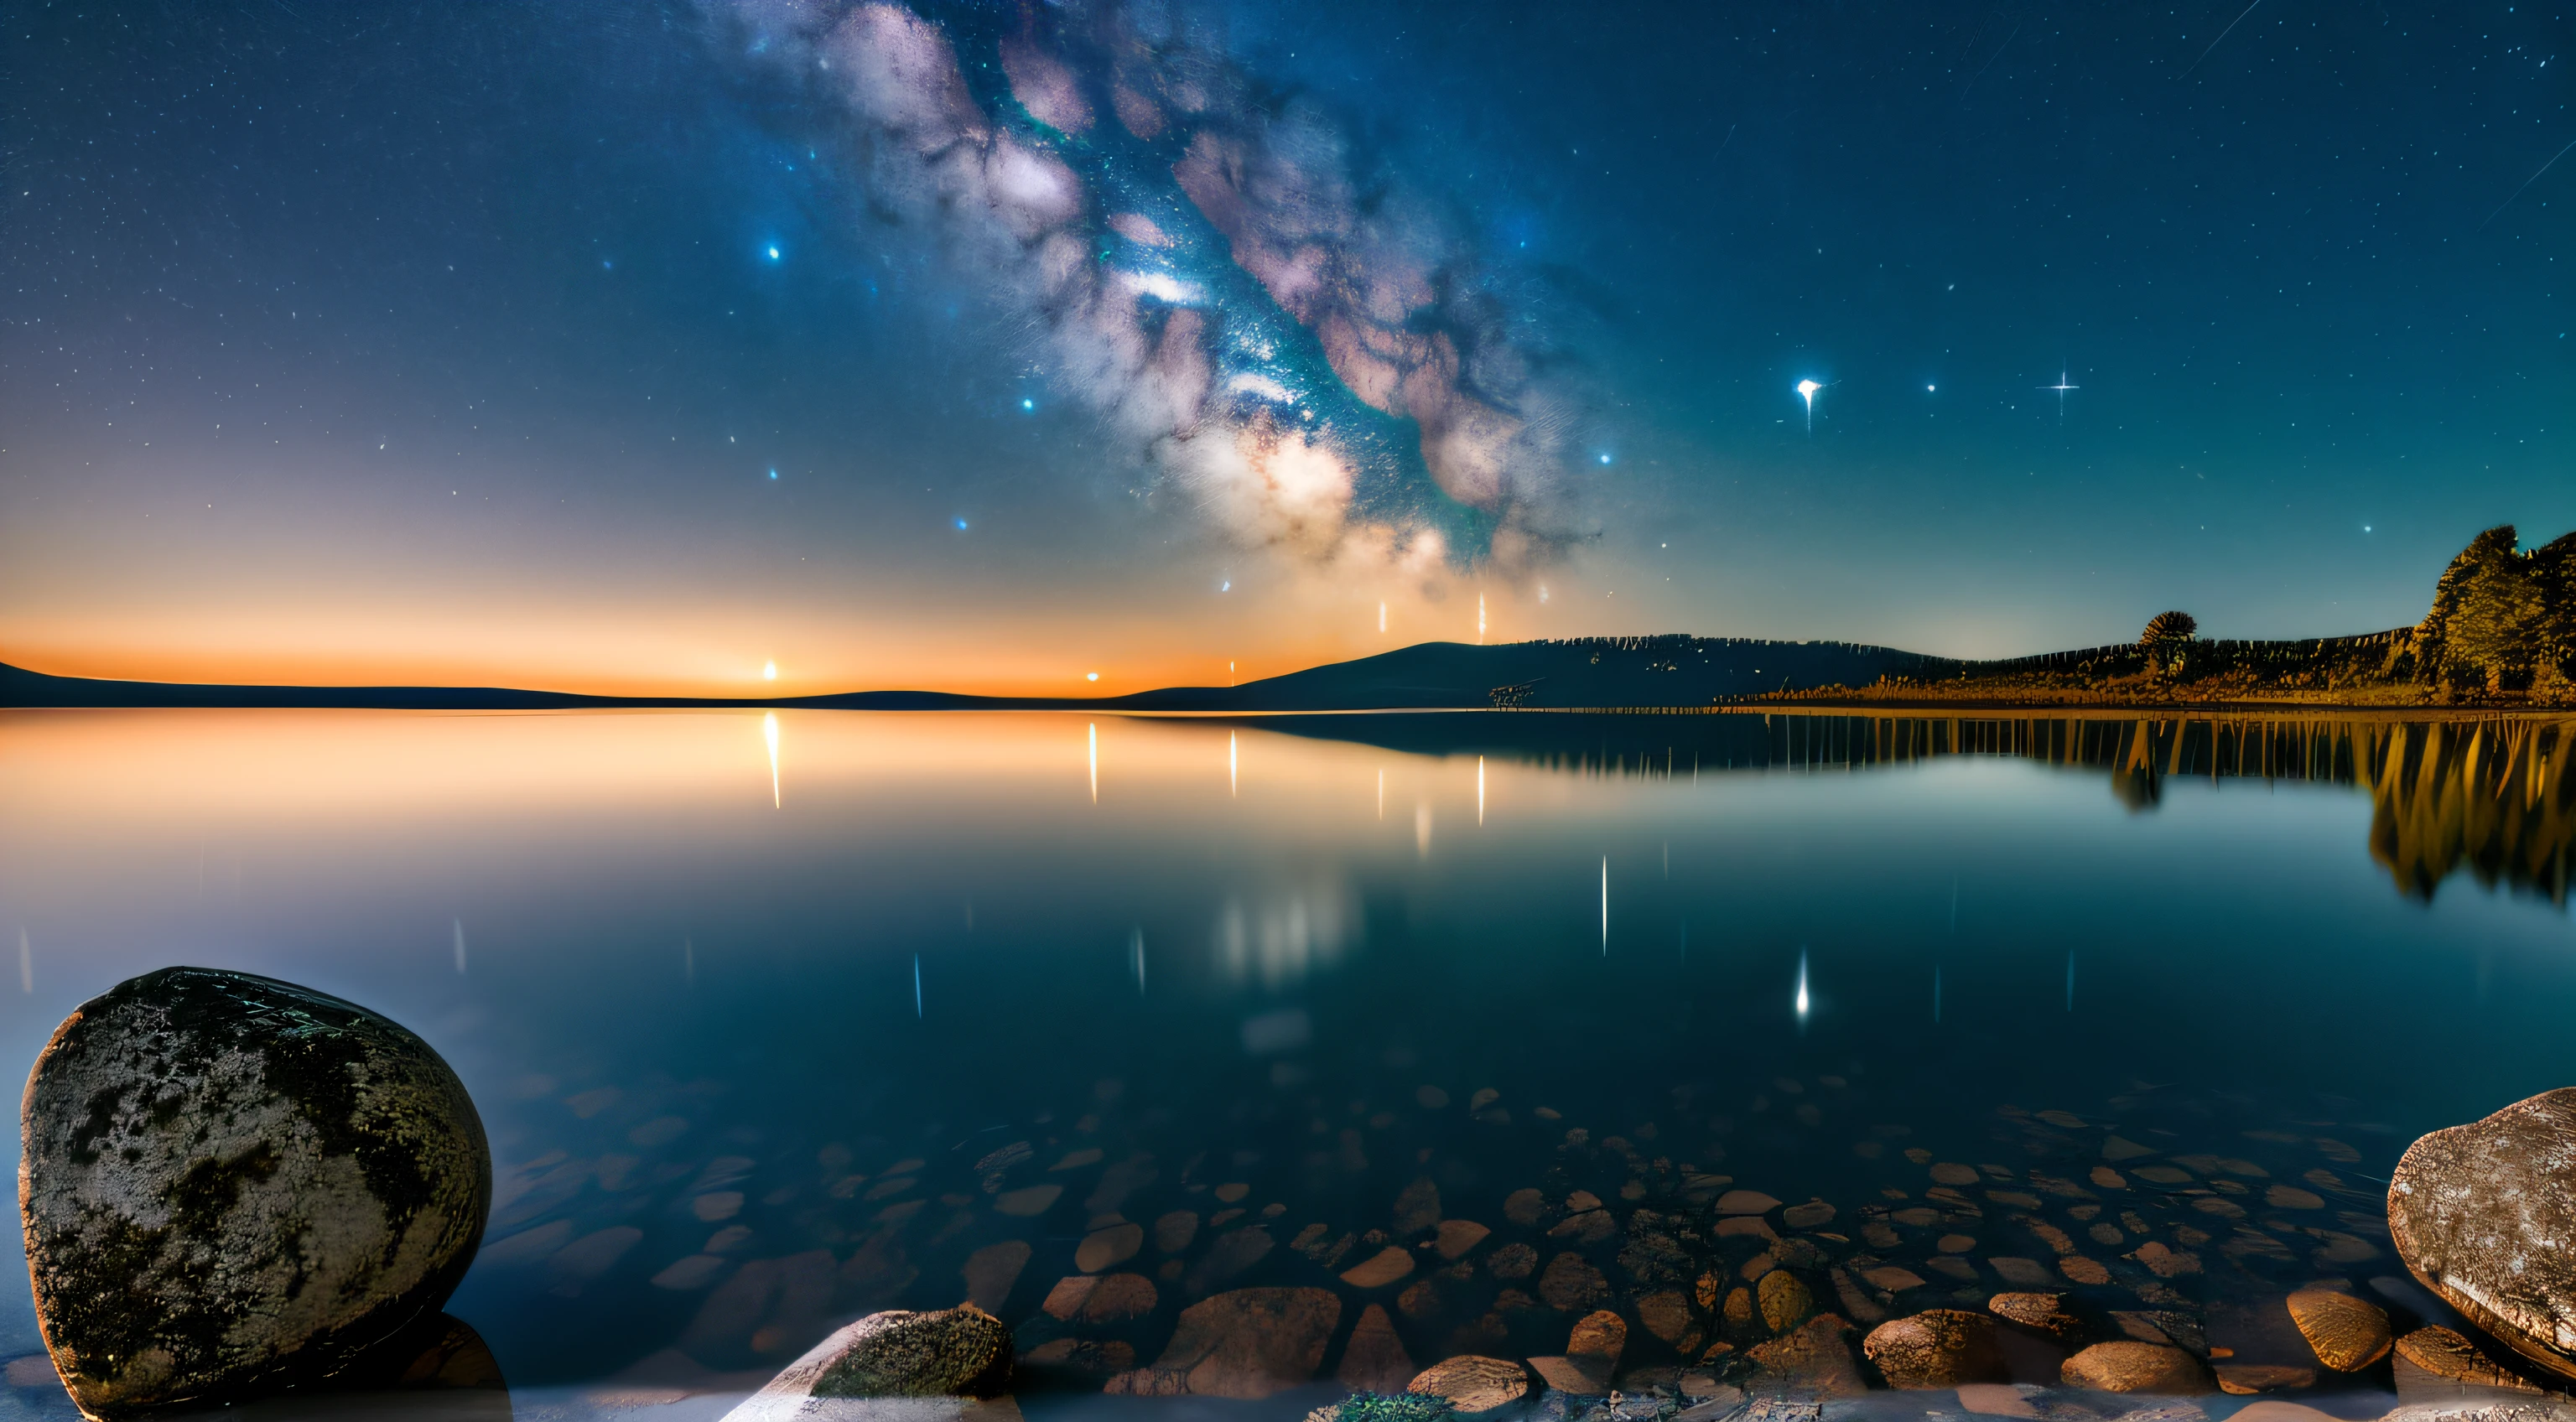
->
left=1, top=709, right=2570, bottom=1420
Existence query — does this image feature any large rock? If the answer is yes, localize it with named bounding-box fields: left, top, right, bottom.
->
left=1865, top=1311, right=2008, bottom=1388
left=1105, top=1287, right=1339, bottom=1399
left=19, top=968, right=491, bottom=1419
left=719, top=1305, right=1014, bottom=1422
left=2391, top=1089, right=2576, bottom=1382
left=2060, top=1342, right=2213, bottom=1394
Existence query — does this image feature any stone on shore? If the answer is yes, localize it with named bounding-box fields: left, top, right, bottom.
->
left=1408, top=1356, right=1529, bottom=1414
left=721, top=1304, right=1015, bottom=1420
left=1865, top=1310, right=2008, bottom=1388
left=2060, top=1342, right=2214, bottom=1394
left=1105, top=1287, right=1339, bottom=1399
left=2287, top=1289, right=2391, bottom=1372
left=2389, top=1088, right=2576, bottom=1382
left=18, top=968, right=491, bottom=1419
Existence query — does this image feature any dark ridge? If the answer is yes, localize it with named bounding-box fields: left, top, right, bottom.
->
left=0, top=636, right=1951, bottom=713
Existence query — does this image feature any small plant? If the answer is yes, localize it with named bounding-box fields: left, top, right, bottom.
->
left=1310, top=1392, right=1458, bottom=1422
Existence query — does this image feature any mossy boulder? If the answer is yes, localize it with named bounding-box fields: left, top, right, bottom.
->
left=19, top=968, right=490, bottom=1418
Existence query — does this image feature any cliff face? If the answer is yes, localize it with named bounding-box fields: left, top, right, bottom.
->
left=2413, top=526, right=2576, bottom=694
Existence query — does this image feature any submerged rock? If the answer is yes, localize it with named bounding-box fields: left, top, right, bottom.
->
left=1863, top=1310, right=2007, bottom=1388
left=2060, top=1342, right=2213, bottom=1394
left=1747, top=1315, right=1867, bottom=1398
left=1337, top=1305, right=1417, bottom=1393
left=2390, top=1088, right=2576, bottom=1382
left=1986, top=1293, right=2090, bottom=1346
left=2286, top=1289, right=2391, bottom=1372
left=19, top=968, right=491, bottom=1419
left=1105, top=1287, right=1338, bottom=1398
left=2395, top=1326, right=2542, bottom=1392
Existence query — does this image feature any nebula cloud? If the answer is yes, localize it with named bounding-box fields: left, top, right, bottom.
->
left=706, top=0, right=1581, bottom=577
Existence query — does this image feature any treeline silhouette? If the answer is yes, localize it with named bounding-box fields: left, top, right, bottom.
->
left=1778, top=524, right=2576, bottom=708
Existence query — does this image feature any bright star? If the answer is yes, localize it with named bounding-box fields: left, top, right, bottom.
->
left=1796, top=379, right=1821, bottom=431
left=1219, top=580, right=1231, bottom=591
left=768, top=468, right=778, bottom=480
left=766, top=246, right=781, bottom=261
left=2045, top=370, right=2079, bottom=421
left=1926, top=384, right=1936, bottom=392
left=1597, top=453, right=1612, bottom=465
left=954, top=517, right=969, bottom=531
left=1020, top=398, right=1036, bottom=412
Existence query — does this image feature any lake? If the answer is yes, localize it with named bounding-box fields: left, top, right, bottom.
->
left=0, top=708, right=2568, bottom=1420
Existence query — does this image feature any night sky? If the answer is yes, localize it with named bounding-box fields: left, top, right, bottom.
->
left=4, top=1, right=2568, bottom=694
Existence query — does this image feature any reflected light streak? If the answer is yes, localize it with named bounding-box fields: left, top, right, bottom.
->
left=912, top=953, right=923, bottom=1018
left=16, top=928, right=29, bottom=994
left=1599, top=856, right=1607, bottom=954
left=1795, top=947, right=1812, bottom=1021
left=1376, top=768, right=1384, bottom=820
left=1088, top=723, right=1098, bottom=804
left=452, top=918, right=466, bottom=976
left=1415, top=802, right=1431, bottom=858
left=1478, top=756, right=1486, bottom=826
left=763, top=712, right=781, bottom=808
left=1228, top=731, right=1239, bottom=797
left=1129, top=928, right=1146, bottom=994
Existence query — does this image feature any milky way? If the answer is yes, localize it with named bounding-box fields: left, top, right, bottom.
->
left=708, top=0, right=1579, bottom=579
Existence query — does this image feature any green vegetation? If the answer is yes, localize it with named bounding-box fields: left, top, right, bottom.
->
left=1764, top=524, right=2576, bottom=708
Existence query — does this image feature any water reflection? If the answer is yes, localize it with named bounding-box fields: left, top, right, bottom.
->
left=3, top=707, right=2573, bottom=1419
left=1273, top=709, right=2576, bottom=906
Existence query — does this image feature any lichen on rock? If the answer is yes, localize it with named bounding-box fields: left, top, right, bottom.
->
left=19, top=967, right=491, bottom=1419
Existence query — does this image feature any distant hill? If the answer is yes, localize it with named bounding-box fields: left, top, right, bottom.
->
left=0, top=636, right=1947, bottom=712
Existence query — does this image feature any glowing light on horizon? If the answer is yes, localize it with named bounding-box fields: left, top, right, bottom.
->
left=1088, top=723, right=1098, bottom=803
left=762, top=711, right=780, bottom=808
left=762, top=661, right=776, bottom=682
left=1478, top=594, right=1488, bottom=644
left=1086, top=671, right=1100, bottom=682
left=1797, top=379, right=1821, bottom=431
left=1379, top=601, right=1387, bottom=634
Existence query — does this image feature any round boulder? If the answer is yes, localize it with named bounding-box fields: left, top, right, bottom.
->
left=2389, top=1087, right=2576, bottom=1382
left=20, top=968, right=491, bottom=1418
left=1865, top=1310, right=2008, bottom=1388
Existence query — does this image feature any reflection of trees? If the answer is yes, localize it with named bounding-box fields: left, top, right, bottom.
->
left=2359, top=719, right=2574, bottom=904
left=1756, top=712, right=2575, bottom=906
